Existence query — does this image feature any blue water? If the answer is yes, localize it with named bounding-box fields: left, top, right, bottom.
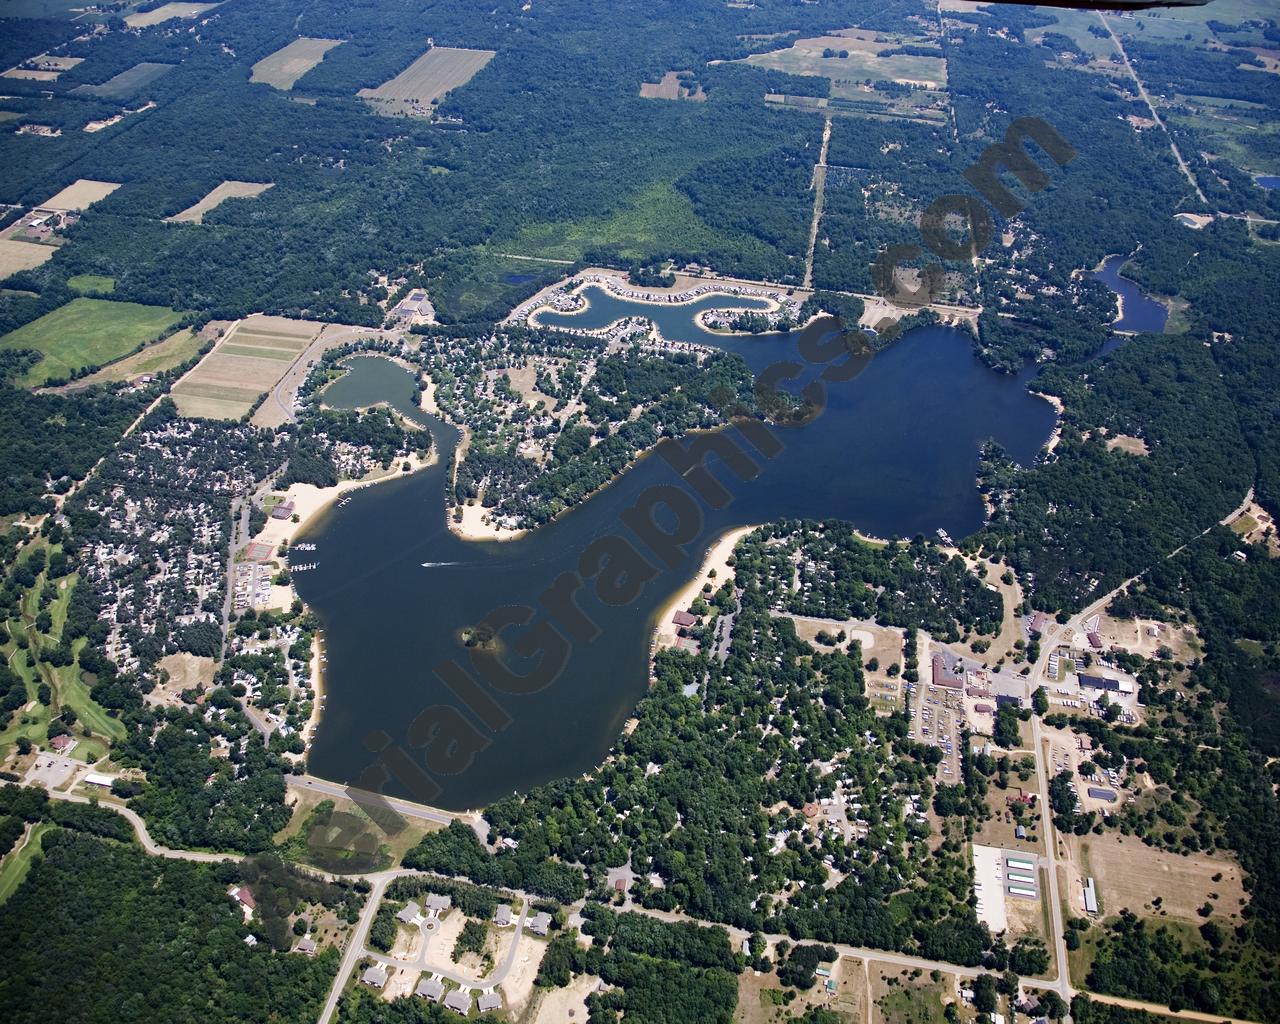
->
left=297, top=305, right=1056, bottom=809
left=1093, top=254, right=1168, bottom=334
left=1256, top=175, right=1280, bottom=190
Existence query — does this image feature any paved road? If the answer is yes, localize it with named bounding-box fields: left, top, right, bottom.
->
left=286, top=774, right=462, bottom=829
left=318, top=871, right=394, bottom=1024
left=363, top=898, right=529, bottom=987
left=1101, top=14, right=1208, bottom=205
left=41, top=787, right=236, bottom=863
left=1030, top=714, right=1072, bottom=999
left=13, top=778, right=1266, bottom=1024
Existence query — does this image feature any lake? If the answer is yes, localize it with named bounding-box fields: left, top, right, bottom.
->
left=1256, top=175, right=1280, bottom=190
left=1094, top=254, right=1168, bottom=334
left=295, top=301, right=1056, bottom=811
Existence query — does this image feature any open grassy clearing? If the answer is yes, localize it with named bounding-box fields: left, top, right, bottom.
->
left=251, top=37, right=344, bottom=90
left=741, top=29, right=947, bottom=89
left=359, top=45, right=496, bottom=118
left=0, top=297, right=183, bottom=386
left=0, top=238, right=55, bottom=277
left=66, top=273, right=115, bottom=294
left=639, top=70, right=706, bottom=101
left=2, top=0, right=98, bottom=17
left=56, top=327, right=201, bottom=389
left=1025, top=9, right=1119, bottom=61
left=39, top=178, right=120, bottom=211
left=1071, top=832, right=1247, bottom=924
left=164, top=180, right=273, bottom=224
left=72, top=62, right=174, bottom=100
left=491, top=178, right=780, bottom=265
left=124, top=1, right=220, bottom=28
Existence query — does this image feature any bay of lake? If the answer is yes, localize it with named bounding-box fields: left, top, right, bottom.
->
left=295, top=291, right=1056, bottom=810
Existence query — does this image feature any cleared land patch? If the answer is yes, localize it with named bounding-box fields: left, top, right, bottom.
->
left=250, top=37, right=344, bottom=90
left=72, top=62, right=174, bottom=100
left=744, top=28, right=948, bottom=123
left=358, top=45, right=496, bottom=118
left=124, top=2, right=220, bottom=28
left=1071, top=832, right=1247, bottom=923
left=55, top=328, right=202, bottom=390
left=638, top=70, right=706, bottom=101
left=0, top=297, right=183, bottom=386
left=171, top=314, right=323, bottom=420
left=0, top=238, right=55, bottom=276
left=164, top=180, right=273, bottom=224
left=66, top=274, right=115, bottom=294
left=39, top=178, right=120, bottom=211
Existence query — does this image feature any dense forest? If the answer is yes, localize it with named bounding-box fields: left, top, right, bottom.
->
left=0, top=830, right=338, bottom=1024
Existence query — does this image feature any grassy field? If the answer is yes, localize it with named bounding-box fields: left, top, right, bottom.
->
left=2, top=0, right=93, bottom=17
left=124, top=1, right=220, bottom=28
left=0, top=823, right=54, bottom=906
left=743, top=29, right=947, bottom=89
left=359, top=46, right=496, bottom=117
left=491, top=179, right=778, bottom=265
left=251, top=37, right=344, bottom=90
left=57, top=328, right=201, bottom=389
left=73, top=62, right=175, bottom=100
left=0, top=297, right=183, bottom=386
left=165, top=180, right=273, bottom=224
left=66, top=274, right=115, bottom=294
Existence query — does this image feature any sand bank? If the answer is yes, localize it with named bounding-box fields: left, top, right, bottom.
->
left=254, top=448, right=438, bottom=552
left=653, top=524, right=756, bottom=650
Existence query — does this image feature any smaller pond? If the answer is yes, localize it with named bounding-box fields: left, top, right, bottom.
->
left=1093, top=254, right=1168, bottom=334
left=1255, top=175, right=1280, bottom=190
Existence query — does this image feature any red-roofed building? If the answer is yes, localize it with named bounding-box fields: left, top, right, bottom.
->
left=671, top=610, right=699, bottom=628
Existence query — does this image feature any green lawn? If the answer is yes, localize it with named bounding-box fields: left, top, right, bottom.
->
left=0, top=297, right=183, bottom=386
left=0, top=823, right=54, bottom=906
left=66, top=274, right=116, bottom=295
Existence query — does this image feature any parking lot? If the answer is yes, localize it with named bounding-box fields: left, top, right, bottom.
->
left=910, top=682, right=962, bottom=782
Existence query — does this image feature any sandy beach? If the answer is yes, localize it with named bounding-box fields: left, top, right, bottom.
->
left=653, top=525, right=755, bottom=649
left=448, top=500, right=528, bottom=543
left=253, top=448, right=438, bottom=552
left=1032, top=391, right=1066, bottom=454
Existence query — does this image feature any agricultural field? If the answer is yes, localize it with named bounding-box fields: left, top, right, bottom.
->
left=123, top=2, right=220, bottom=29
left=0, top=297, right=183, bottom=386
left=744, top=29, right=949, bottom=124
left=55, top=327, right=202, bottom=390
left=72, top=62, right=175, bottom=100
left=358, top=45, right=496, bottom=118
left=1, top=54, right=83, bottom=83
left=0, top=0, right=91, bottom=17
left=164, top=180, right=273, bottom=224
left=0, top=238, right=55, bottom=277
left=38, top=178, right=120, bottom=211
left=171, top=314, right=321, bottom=419
left=639, top=70, right=706, bottom=102
left=250, top=37, right=344, bottom=90
left=1024, top=10, right=1120, bottom=64
left=741, top=29, right=947, bottom=89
